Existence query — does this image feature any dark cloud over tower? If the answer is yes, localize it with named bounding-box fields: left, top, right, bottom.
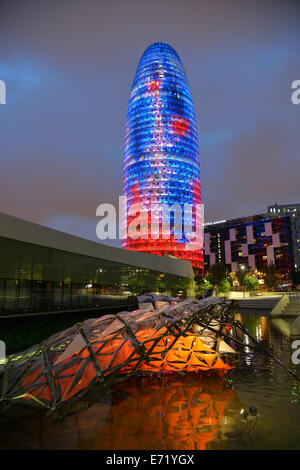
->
left=0, top=0, right=299, bottom=246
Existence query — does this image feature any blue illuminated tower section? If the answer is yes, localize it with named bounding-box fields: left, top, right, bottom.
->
left=123, top=42, right=203, bottom=271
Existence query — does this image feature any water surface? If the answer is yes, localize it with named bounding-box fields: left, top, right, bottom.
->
left=1, top=312, right=300, bottom=450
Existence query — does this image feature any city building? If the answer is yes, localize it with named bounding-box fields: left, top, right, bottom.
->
left=267, top=204, right=300, bottom=272
left=268, top=203, right=300, bottom=215
left=204, top=212, right=300, bottom=276
left=122, top=42, right=203, bottom=272
left=0, top=212, right=194, bottom=317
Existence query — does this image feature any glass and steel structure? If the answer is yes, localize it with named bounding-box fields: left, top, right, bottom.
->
left=0, top=236, right=191, bottom=317
left=123, top=42, right=203, bottom=271
left=0, top=211, right=194, bottom=353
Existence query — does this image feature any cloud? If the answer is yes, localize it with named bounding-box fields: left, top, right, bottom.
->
left=0, top=148, right=122, bottom=225
left=43, top=213, right=122, bottom=247
left=0, top=0, right=299, bottom=237
left=204, top=118, right=300, bottom=222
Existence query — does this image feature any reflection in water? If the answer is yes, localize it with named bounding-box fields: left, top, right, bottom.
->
left=1, top=312, right=300, bottom=450
left=260, top=316, right=269, bottom=339
left=271, top=317, right=295, bottom=337
left=93, top=376, right=235, bottom=450
left=235, top=313, right=270, bottom=341
left=234, top=314, right=270, bottom=367
left=0, top=375, right=238, bottom=450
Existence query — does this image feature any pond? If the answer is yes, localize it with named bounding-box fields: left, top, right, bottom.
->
left=1, top=312, right=300, bottom=450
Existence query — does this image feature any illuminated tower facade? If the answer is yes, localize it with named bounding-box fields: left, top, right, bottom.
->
left=123, top=42, right=203, bottom=272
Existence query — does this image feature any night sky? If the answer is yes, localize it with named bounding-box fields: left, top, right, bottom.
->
left=0, top=0, right=299, bottom=247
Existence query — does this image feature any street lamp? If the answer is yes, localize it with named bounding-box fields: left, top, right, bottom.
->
left=239, top=264, right=246, bottom=298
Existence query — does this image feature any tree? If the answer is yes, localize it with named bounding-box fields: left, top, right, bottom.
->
left=236, top=264, right=250, bottom=287
left=194, top=274, right=204, bottom=286
left=244, top=275, right=259, bottom=292
left=126, top=277, right=147, bottom=294
left=217, top=278, right=231, bottom=293
left=171, top=277, right=192, bottom=296
left=262, top=263, right=282, bottom=290
left=194, top=276, right=212, bottom=297
left=206, top=263, right=228, bottom=286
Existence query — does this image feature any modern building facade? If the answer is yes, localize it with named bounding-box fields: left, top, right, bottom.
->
left=123, top=42, right=203, bottom=272
left=268, top=203, right=300, bottom=215
left=285, top=211, right=300, bottom=272
left=0, top=212, right=194, bottom=317
left=204, top=213, right=299, bottom=275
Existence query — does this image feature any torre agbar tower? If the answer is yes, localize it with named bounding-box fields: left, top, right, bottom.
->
left=123, top=42, right=203, bottom=272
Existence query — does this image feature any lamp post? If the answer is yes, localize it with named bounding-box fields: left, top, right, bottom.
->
left=240, top=264, right=246, bottom=298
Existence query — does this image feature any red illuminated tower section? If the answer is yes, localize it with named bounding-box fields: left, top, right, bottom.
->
left=123, top=42, right=203, bottom=272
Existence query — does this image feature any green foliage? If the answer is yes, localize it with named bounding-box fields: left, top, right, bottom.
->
left=194, top=275, right=203, bottom=286
left=206, top=263, right=228, bottom=286
left=155, top=278, right=167, bottom=293
left=126, top=277, right=147, bottom=294
left=176, top=278, right=193, bottom=289
left=194, top=277, right=212, bottom=296
left=244, top=275, right=259, bottom=291
left=236, top=264, right=250, bottom=286
left=262, top=263, right=282, bottom=288
left=171, top=277, right=192, bottom=296
left=217, top=279, right=231, bottom=293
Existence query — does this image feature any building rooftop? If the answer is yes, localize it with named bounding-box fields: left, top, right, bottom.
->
left=0, top=211, right=194, bottom=279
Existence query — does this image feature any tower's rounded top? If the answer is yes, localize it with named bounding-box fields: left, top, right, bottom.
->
left=141, top=42, right=181, bottom=60
left=134, top=42, right=185, bottom=85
